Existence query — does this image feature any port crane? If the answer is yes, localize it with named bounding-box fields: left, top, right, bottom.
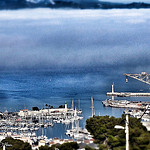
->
left=124, top=72, right=150, bottom=85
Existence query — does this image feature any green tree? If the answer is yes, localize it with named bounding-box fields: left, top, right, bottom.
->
left=86, top=115, right=150, bottom=150
left=1, top=137, right=31, bottom=150
left=39, top=145, right=50, bottom=150
left=57, top=142, right=79, bottom=150
left=84, top=145, right=96, bottom=150
left=38, top=142, right=79, bottom=150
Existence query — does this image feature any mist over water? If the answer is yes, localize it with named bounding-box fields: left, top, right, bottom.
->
left=0, top=9, right=150, bottom=73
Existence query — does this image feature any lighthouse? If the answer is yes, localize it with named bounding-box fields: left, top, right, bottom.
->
left=65, top=101, right=67, bottom=112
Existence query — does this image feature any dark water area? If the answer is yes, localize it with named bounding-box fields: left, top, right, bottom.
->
left=0, top=70, right=150, bottom=138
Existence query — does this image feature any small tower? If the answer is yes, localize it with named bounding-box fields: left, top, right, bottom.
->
left=74, top=107, right=77, bottom=117
left=112, top=82, right=114, bottom=93
left=65, top=101, right=67, bottom=112
left=71, top=99, right=74, bottom=110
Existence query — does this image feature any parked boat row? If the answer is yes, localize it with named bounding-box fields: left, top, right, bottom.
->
left=66, top=127, right=93, bottom=140
left=0, top=102, right=83, bottom=135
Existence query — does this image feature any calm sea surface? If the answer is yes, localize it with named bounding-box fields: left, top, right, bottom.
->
left=0, top=70, right=150, bottom=138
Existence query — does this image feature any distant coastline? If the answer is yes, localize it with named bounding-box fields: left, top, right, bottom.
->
left=1, top=0, right=150, bottom=9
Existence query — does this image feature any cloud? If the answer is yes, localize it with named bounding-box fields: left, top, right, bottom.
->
left=0, top=8, right=150, bottom=72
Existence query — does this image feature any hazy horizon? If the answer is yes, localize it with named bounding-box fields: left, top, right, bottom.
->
left=0, top=8, right=150, bottom=73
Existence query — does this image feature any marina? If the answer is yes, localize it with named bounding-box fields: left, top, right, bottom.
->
left=0, top=101, right=96, bottom=149
left=0, top=101, right=83, bottom=133
left=0, top=131, right=96, bottom=150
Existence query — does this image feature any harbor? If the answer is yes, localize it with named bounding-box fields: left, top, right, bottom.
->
left=0, top=72, right=150, bottom=149
left=104, top=72, right=150, bottom=131
left=0, top=101, right=96, bottom=149
left=0, top=5, right=150, bottom=149
left=0, top=101, right=84, bottom=133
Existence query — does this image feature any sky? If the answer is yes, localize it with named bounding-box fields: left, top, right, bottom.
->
left=0, top=8, right=150, bottom=73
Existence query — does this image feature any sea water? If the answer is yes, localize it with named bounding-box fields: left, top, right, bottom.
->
left=0, top=70, right=150, bottom=138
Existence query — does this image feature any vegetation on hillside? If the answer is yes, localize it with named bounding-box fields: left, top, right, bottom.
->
left=86, top=115, right=150, bottom=150
left=39, top=142, right=79, bottom=150
left=0, top=137, right=31, bottom=150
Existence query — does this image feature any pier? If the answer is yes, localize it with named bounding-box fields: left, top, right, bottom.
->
left=107, top=92, right=150, bottom=97
left=107, top=83, right=150, bottom=97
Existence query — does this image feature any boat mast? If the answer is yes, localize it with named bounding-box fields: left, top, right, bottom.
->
left=91, top=96, right=95, bottom=117
left=72, top=99, right=74, bottom=110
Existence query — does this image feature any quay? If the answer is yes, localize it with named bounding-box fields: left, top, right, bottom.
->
left=107, top=92, right=150, bottom=97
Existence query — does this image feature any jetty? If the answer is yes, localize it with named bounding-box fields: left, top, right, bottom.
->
left=107, top=83, right=150, bottom=97
left=107, top=72, right=150, bottom=97
left=107, top=92, right=150, bottom=97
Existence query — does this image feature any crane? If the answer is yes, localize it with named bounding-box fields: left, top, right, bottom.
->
left=124, top=72, right=150, bottom=85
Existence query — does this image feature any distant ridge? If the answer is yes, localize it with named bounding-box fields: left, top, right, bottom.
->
left=0, top=0, right=150, bottom=9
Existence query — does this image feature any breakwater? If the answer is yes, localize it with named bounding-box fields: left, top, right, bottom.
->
left=107, top=92, right=150, bottom=97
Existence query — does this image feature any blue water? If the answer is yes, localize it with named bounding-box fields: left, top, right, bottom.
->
left=0, top=70, right=150, bottom=138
